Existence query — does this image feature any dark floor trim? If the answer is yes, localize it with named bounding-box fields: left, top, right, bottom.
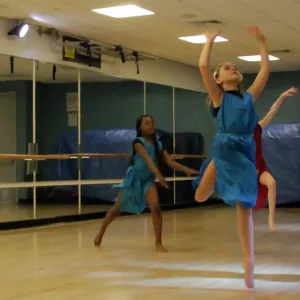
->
left=2, top=198, right=298, bottom=232
left=0, top=198, right=224, bottom=231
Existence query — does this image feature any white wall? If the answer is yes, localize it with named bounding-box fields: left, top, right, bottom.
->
left=0, top=18, right=206, bottom=92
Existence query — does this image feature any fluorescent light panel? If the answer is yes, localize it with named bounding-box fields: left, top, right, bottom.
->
left=179, top=35, right=228, bottom=44
left=238, top=55, right=279, bottom=62
left=92, top=5, right=154, bottom=18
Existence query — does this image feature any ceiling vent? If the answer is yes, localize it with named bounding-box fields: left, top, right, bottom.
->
left=180, top=14, right=198, bottom=19
left=186, top=19, right=225, bottom=29
left=187, top=19, right=224, bottom=25
left=269, top=49, right=291, bottom=54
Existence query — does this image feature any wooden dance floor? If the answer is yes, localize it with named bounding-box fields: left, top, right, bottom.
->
left=1, top=205, right=300, bottom=299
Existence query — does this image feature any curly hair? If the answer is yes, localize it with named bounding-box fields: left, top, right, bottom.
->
left=129, top=114, right=163, bottom=171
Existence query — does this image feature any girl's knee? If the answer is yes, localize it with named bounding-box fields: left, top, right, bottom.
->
left=195, top=191, right=204, bottom=202
left=195, top=186, right=208, bottom=202
left=109, top=204, right=120, bottom=215
left=268, top=178, right=276, bottom=190
left=150, top=204, right=161, bottom=214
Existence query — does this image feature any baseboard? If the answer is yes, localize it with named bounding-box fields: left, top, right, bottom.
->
left=276, top=202, right=300, bottom=208
left=0, top=197, right=223, bottom=231
left=2, top=197, right=298, bottom=232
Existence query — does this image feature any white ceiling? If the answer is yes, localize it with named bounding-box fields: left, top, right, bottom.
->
left=0, top=54, right=123, bottom=82
left=0, top=0, right=300, bottom=73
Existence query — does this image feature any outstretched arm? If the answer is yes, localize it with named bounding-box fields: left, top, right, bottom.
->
left=259, top=87, right=298, bottom=128
left=162, top=150, right=199, bottom=176
left=134, top=143, right=168, bottom=188
left=134, top=143, right=161, bottom=176
left=199, top=31, right=223, bottom=108
left=246, top=26, right=270, bottom=102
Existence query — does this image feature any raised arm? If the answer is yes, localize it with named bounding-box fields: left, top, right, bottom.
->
left=246, top=26, right=270, bottom=102
left=259, top=87, right=298, bottom=128
left=199, top=31, right=223, bottom=107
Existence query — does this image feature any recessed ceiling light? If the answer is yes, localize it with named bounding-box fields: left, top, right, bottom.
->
left=178, top=35, right=228, bottom=44
left=92, top=5, right=154, bottom=18
left=238, top=55, right=279, bottom=62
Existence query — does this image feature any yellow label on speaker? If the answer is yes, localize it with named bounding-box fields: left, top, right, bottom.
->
left=64, top=46, right=75, bottom=58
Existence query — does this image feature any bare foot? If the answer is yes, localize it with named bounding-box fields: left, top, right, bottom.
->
left=156, top=243, right=168, bottom=253
left=243, top=260, right=254, bottom=289
left=269, top=220, right=277, bottom=232
left=94, top=233, right=102, bottom=247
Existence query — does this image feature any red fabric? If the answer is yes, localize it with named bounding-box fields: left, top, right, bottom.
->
left=253, top=124, right=268, bottom=211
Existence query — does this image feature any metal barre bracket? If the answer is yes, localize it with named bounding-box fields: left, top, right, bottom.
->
left=26, top=143, right=39, bottom=175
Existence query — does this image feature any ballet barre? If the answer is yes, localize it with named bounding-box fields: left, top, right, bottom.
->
left=0, top=176, right=196, bottom=189
left=0, top=153, right=207, bottom=160
left=0, top=152, right=202, bottom=219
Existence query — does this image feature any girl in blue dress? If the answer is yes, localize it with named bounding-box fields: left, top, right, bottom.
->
left=94, top=114, right=199, bottom=252
left=193, top=26, right=270, bottom=288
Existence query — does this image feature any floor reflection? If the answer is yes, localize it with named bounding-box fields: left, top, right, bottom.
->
left=0, top=202, right=112, bottom=222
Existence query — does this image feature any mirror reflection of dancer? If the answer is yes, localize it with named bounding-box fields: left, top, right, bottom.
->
left=253, top=87, right=298, bottom=232
left=94, top=114, right=199, bottom=253
left=193, top=26, right=270, bottom=288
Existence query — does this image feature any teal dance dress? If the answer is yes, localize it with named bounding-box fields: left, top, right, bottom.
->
left=113, top=137, right=163, bottom=214
left=193, top=91, right=259, bottom=208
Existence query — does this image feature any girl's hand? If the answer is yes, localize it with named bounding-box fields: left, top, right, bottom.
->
left=281, top=87, right=298, bottom=98
left=205, top=31, right=220, bottom=43
left=157, top=174, right=169, bottom=189
left=184, top=168, right=200, bottom=177
left=246, top=25, right=265, bottom=42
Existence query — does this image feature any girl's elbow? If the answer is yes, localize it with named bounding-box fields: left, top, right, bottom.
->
left=165, top=160, right=174, bottom=169
left=199, top=64, right=208, bottom=72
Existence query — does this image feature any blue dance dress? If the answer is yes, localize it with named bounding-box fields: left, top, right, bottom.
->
left=193, top=91, right=259, bottom=208
left=113, top=137, right=163, bottom=214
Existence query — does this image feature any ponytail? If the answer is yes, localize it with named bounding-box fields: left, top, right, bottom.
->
left=130, top=114, right=163, bottom=171
left=129, top=129, right=141, bottom=166
left=152, top=133, right=163, bottom=173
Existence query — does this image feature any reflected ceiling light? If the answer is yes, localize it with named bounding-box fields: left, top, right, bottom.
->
left=31, top=15, right=47, bottom=23
left=8, top=23, right=29, bottom=38
left=92, top=5, right=154, bottom=18
left=179, top=35, right=228, bottom=44
left=238, top=55, right=279, bottom=62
